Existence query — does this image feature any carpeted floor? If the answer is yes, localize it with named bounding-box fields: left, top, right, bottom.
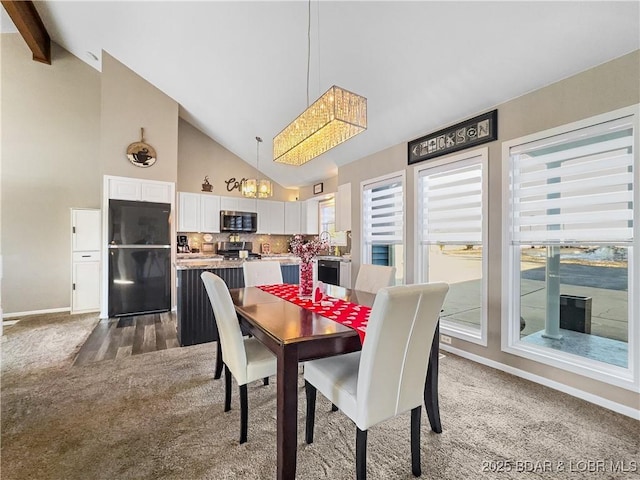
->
left=1, top=313, right=638, bottom=479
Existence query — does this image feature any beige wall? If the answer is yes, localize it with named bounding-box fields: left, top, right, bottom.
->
left=337, top=50, right=640, bottom=411
left=178, top=119, right=297, bottom=201
left=298, top=175, right=338, bottom=201
left=1, top=35, right=101, bottom=314
left=100, top=52, right=178, bottom=183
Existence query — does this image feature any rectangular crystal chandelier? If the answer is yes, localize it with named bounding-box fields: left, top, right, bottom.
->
left=273, top=85, right=367, bottom=166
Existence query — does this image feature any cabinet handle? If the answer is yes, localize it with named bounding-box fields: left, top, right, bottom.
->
left=81, top=255, right=90, bottom=258
left=72, top=283, right=76, bottom=290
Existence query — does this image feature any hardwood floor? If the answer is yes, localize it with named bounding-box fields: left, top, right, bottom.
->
left=74, top=312, right=179, bottom=366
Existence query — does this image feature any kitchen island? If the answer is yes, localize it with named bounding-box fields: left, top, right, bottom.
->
left=175, top=257, right=300, bottom=347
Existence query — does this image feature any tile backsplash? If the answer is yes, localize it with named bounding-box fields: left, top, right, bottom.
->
left=179, top=231, right=351, bottom=255
left=181, top=232, right=294, bottom=254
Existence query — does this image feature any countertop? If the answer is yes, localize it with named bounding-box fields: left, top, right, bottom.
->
left=175, top=255, right=301, bottom=270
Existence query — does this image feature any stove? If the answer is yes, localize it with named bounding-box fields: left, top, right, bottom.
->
left=216, top=241, right=262, bottom=260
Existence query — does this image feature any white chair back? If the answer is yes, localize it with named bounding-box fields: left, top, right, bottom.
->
left=356, top=282, right=448, bottom=429
left=201, top=272, right=248, bottom=383
left=354, top=264, right=396, bottom=293
left=243, top=261, right=283, bottom=287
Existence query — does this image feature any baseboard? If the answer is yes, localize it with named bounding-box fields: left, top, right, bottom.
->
left=441, top=344, right=640, bottom=421
left=3, top=307, right=70, bottom=320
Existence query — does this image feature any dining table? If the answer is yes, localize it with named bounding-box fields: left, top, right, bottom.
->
left=229, top=283, right=442, bottom=480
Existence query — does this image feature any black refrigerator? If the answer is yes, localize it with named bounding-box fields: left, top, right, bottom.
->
left=108, top=199, right=171, bottom=317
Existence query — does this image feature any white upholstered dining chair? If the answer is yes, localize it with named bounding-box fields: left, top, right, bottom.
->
left=243, top=260, right=283, bottom=287
left=354, top=264, right=396, bottom=293
left=201, top=272, right=277, bottom=444
left=304, top=282, right=449, bottom=479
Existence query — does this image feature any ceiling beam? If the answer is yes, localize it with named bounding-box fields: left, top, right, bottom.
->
left=1, top=0, right=50, bottom=64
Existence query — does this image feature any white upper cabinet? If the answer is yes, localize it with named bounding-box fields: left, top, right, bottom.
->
left=178, top=192, right=221, bottom=233
left=257, top=200, right=285, bottom=234
left=284, top=202, right=302, bottom=234
left=336, top=183, right=352, bottom=232
left=72, top=209, right=101, bottom=251
left=178, top=192, right=201, bottom=232
left=220, top=196, right=257, bottom=213
left=141, top=182, right=173, bottom=203
left=108, top=176, right=173, bottom=203
left=301, top=199, right=319, bottom=235
left=200, top=195, right=221, bottom=233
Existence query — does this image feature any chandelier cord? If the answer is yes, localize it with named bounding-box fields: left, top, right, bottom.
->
left=306, top=0, right=311, bottom=107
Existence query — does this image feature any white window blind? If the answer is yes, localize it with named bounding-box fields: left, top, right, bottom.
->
left=363, top=176, right=403, bottom=245
left=509, top=116, right=634, bottom=245
left=419, top=160, right=483, bottom=244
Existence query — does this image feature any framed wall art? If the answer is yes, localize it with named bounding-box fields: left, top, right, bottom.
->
left=408, top=109, right=497, bottom=165
left=313, top=182, right=323, bottom=194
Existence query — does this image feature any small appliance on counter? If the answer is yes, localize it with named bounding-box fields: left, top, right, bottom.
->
left=177, top=235, right=190, bottom=253
left=216, top=241, right=261, bottom=260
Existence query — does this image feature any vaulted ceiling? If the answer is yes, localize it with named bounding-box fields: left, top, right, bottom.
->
left=4, top=1, right=639, bottom=188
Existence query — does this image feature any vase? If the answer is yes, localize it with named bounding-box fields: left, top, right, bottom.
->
left=299, top=260, right=314, bottom=298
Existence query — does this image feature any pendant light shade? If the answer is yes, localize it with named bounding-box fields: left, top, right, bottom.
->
left=273, top=85, right=367, bottom=166
left=241, top=137, right=273, bottom=198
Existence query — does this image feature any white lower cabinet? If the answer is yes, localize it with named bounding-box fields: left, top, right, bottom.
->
left=72, top=257, right=100, bottom=313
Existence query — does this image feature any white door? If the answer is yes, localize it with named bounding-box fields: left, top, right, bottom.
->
left=178, top=192, right=201, bottom=232
left=72, top=209, right=101, bottom=251
left=284, top=202, right=302, bottom=234
left=201, top=195, right=221, bottom=233
left=141, top=182, right=173, bottom=203
left=72, top=261, right=100, bottom=312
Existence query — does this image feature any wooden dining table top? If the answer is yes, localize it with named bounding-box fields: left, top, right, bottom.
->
left=229, top=284, right=376, bottom=346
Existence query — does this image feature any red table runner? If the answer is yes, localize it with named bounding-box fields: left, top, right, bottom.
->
left=256, top=284, right=371, bottom=344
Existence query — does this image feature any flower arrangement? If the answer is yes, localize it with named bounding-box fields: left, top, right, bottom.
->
left=289, top=234, right=329, bottom=263
left=290, top=234, right=329, bottom=297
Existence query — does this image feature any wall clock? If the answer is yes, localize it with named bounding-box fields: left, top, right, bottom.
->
left=126, top=128, right=157, bottom=168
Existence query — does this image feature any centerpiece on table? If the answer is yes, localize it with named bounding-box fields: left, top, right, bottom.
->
left=289, top=234, right=330, bottom=298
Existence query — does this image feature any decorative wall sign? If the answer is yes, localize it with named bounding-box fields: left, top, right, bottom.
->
left=201, top=176, right=213, bottom=192
left=225, top=177, right=248, bottom=192
left=408, top=109, right=497, bottom=165
left=313, top=182, right=324, bottom=194
left=126, top=127, right=157, bottom=168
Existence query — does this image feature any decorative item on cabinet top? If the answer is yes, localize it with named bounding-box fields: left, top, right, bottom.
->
left=126, top=127, right=157, bottom=168
left=201, top=176, right=213, bottom=192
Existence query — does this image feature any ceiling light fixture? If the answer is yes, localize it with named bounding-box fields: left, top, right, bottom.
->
left=273, top=2, right=367, bottom=166
left=241, top=136, right=273, bottom=198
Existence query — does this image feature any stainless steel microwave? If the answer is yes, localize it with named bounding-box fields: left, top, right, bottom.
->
left=220, top=210, right=257, bottom=233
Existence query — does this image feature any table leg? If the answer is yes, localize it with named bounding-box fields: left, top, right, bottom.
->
left=424, top=320, right=442, bottom=433
left=277, top=344, right=299, bottom=480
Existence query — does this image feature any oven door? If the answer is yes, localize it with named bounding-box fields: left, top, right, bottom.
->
left=317, top=259, right=340, bottom=286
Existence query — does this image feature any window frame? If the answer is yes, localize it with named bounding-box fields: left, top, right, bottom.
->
left=414, top=147, right=489, bottom=346
left=501, top=104, right=639, bottom=392
left=360, top=170, right=406, bottom=281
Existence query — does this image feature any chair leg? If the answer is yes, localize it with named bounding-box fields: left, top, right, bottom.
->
left=411, top=406, right=422, bottom=476
left=263, top=377, right=269, bottom=386
left=331, top=403, right=338, bottom=412
left=214, top=341, right=223, bottom=379
left=239, top=384, right=248, bottom=444
left=305, top=380, right=316, bottom=444
left=424, top=321, right=442, bottom=433
left=224, top=365, right=232, bottom=412
left=356, top=427, right=368, bottom=480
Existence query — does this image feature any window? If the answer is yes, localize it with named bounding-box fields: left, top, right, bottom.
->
left=319, top=198, right=346, bottom=246
left=416, top=148, right=488, bottom=344
left=362, top=172, right=405, bottom=284
left=503, top=106, right=638, bottom=390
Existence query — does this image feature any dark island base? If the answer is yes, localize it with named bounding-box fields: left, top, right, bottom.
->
left=176, top=265, right=299, bottom=346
